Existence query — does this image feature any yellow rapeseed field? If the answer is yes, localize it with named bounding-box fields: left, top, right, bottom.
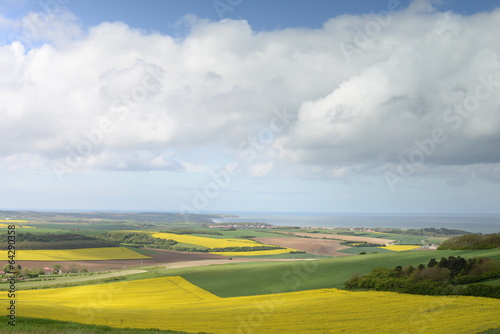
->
left=152, top=232, right=272, bottom=248
left=378, top=245, right=422, bottom=251
left=13, top=276, right=500, bottom=333
left=0, top=247, right=150, bottom=261
left=0, top=219, right=29, bottom=223
left=210, top=248, right=296, bottom=256
left=151, top=232, right=299, bottom=256
left=0, top=220, right=35, bottom=228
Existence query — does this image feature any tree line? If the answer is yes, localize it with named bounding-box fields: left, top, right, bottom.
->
left=159, top=229, right=223, bottom=235
left=344, top=256, right=500, bottom=299
left=438, top=233, right=500, bottom=250
left=372, top=227, right=472, bottom=236
left=3, top=263, right=88, bottom=278
left=0, top=233, right=118, bottom=250
left=97, top=232, right=177, bottom=249
left=340, top=241, right=385, bottom=247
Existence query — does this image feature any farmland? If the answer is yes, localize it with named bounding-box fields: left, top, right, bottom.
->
left=1, top=210, right=499, bottom=333
left=1, top=247, right=150, bottom=261
left=378, top=245, right=422, bottom=251
left=151, top=232, right=272, bottom=248
left=285, top=232, right=395, bottom=245
left=11, top=275, right=500, bottom=333
left=253, top=236, right=351, bottom=256
left=150, top=231, right=300, bottom=256
left=210, top=248, right=295, bottom=256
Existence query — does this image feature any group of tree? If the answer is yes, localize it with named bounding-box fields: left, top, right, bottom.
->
left=438, top=233, right=500, bottom=250
left=51, top=263, right=88, bottom=274
left=0, top=232, right=118, bottom=250
left=206, top=245, right=285, bottom=252
left=373, top=227, right=472, bottom=236
left=159, top=229, right=222, bottom=236
left=96, top=232, right=177, bottom=249
left=340, top=241, right=385, bottom=247
left=3, top=263, right=88, bottom=278
left=164, top=245, right=286, bottom=253
left=344, top=256, right=500, bottom=299
left=3, top=264, right=44, bottom=278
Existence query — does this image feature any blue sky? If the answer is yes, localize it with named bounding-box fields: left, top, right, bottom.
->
left=5, top=1, right=500, bottom=35
left=1, top=0, right=500, bottom=214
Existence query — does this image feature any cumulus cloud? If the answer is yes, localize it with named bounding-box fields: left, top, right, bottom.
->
left=1, top=1, right=500, bottom=185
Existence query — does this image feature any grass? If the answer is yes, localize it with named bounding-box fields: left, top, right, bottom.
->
left=481, top=329, right=500, bottom=334
left=158, top=248, right=500, bottom=297
left=477, top=278, right=500, bottom=286
left=424, top=237, right=448, bottom=244
left=5, top=228, right=73, bottom=234
left=1, top=269, right=145, bottom=290
left=0, top=317, right=193, bottom=334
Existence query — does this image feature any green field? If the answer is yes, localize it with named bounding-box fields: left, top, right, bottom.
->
left=7, top=228, right=76, bottom=234
left=291, top=229, right=429, bottom=245
left=11, top=248, right=500, bottom=296
left=156, top=248, right=500, bottom=297
left=479, top=278, right=500, bottom=286
left=0, top=317, right=191, bottom=334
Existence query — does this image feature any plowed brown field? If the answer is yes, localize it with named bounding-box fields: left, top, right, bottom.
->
left=253, top=237, right=351, bottom=256
left=280, top=232, right=394, bottom=245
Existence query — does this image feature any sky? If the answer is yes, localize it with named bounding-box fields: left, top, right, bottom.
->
left=1, top=0, right=500, bottom=214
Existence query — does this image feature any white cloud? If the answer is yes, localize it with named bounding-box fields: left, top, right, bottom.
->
left=1, top=1, right=500, bottom=186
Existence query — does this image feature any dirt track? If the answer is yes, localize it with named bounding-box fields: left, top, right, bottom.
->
left=253, top=237, right=351, bottom=256
left=14, top=249, right=227, bottom=271
left=281, top=232, right=394, bottom=245
left=13, top=248, right=314, bottom=272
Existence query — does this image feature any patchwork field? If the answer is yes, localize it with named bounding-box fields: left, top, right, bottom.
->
left=1, top=211, right=498, bottom=333
left=13, top=276, right=500, bottom=333
left=286, top=232, right=395, bottom=245
left=253, top=237, right=351, bottom=256
left=14, top=248, right=228, bottom=271
left=210, top=248, right=295, bottom=256
left=379, top=245, right=422, bottom=251
left=151, top=232, right=272, bottom=248
left=2, top=247, right=150, bottom=261
left=151, top=232, right=300, bottom=256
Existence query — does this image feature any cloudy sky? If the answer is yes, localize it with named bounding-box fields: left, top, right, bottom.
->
left=1, top=0, right=500, bottom=213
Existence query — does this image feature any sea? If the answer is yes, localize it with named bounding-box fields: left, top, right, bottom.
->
left=212, top=212, right=500, bottom=234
